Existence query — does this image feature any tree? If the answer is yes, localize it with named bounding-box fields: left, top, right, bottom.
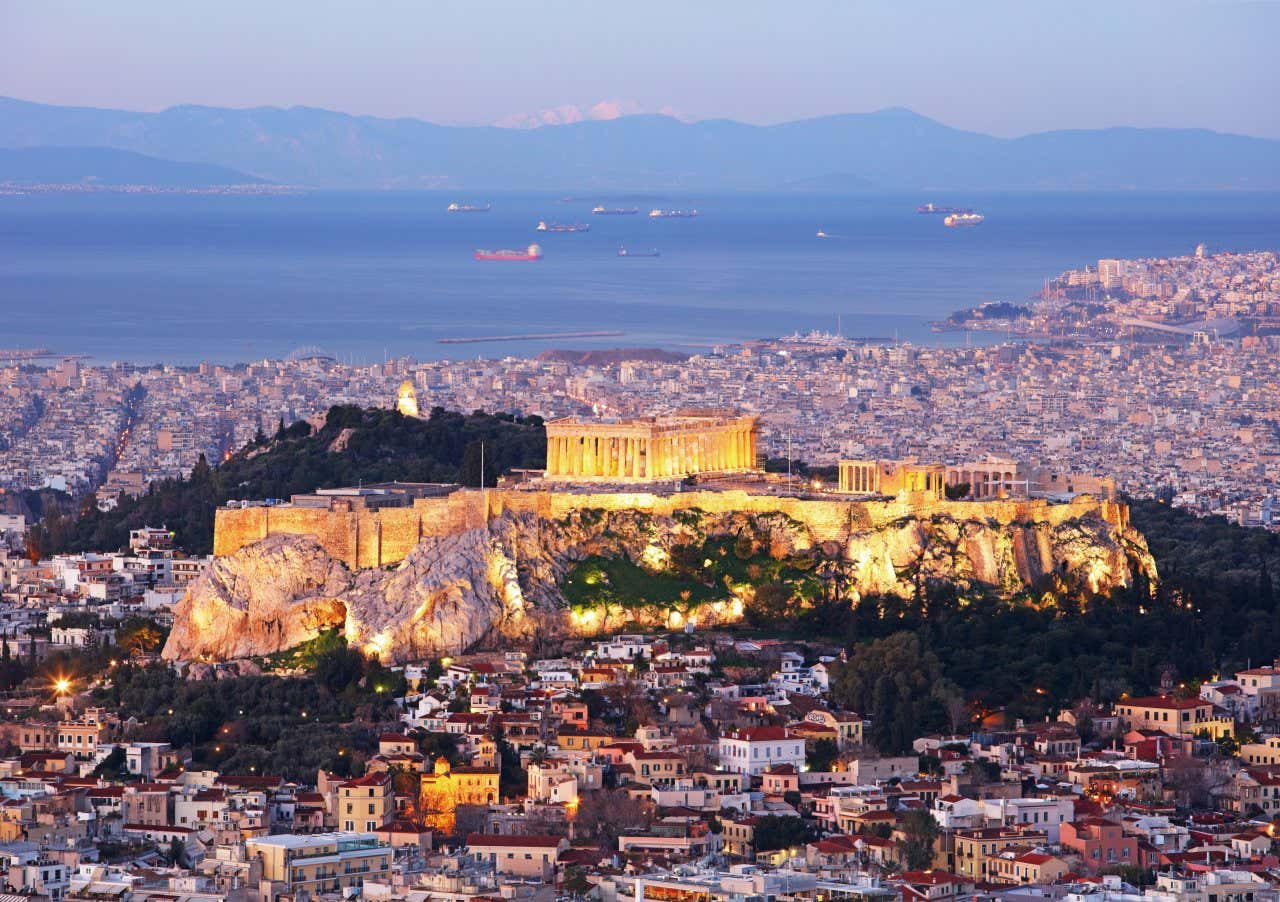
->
left=752, top=815, right=816, bottom=852
left=573, top=790, right=649, bottom=853
left=831, top=633, right=943, bottom=753
left=1163, top=755, right=1231, bottom=809
left=934, top=680, right=970, bottom=736
left=672, top=724, right=714, bottom=770
left=92, top=746, right=128, bottom=779
left=458, top=441, right=494, bottom=488
left=808, top=738, right=839, bottom=772
left=898, top=808, right=940, bottom=870
left=313, top=645, right=366, bottom=694
left=746, top=583, right=793, bottom=628
left=117, top=618, right=167, bottom=656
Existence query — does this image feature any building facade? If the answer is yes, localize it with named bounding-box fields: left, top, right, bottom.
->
left=543, top=410, right=758, bottom=481
left=837, top=459, right=945, bottom=499
left=717, top=727, right=805, bottom=776
left=246, top=832, right=392, bottom=896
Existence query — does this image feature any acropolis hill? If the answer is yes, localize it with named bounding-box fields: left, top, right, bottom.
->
left=163, top=411, right=1158, bottom=664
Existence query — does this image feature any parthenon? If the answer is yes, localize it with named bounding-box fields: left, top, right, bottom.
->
left=543, top=410, right=759, bottom=481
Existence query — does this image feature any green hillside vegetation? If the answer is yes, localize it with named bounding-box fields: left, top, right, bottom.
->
left=28, top=405, right=546, bottom=556
left=562, top=529, right=824, bottom=621
left=828, top=499, right=1280, bottom=752
left=556, top=498, right=1280, bottom=755
left=93, top=634, right=407, bottom=781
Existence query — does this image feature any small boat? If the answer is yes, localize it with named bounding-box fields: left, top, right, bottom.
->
left=618, top=247, right=660, bottom=258
left=816, top=230, right=828, bottom=238
left=536, top=221, right=590, bottom=232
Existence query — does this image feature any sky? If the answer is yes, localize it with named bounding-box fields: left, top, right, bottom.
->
left=3, top=0, right=1279, bottom=138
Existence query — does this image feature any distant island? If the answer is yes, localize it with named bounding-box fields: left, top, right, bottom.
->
left=2, top=96, right=1278, bottom=190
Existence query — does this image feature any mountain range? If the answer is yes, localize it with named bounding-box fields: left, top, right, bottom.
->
left=0, top=146, right=259, bottom=187
left=1, top=96, right=1277, bottom=191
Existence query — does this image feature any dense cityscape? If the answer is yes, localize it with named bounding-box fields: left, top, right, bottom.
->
left=4, top=0, right=1280, bottom=896
left=4, top=249, right=1280, bottom=537
left=0, top=243, right=1277, bottom=901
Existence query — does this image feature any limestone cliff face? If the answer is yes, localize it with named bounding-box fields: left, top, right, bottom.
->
left=166, top=534, right=351, bottom=661
left=163, top=501, right=1158, bottom=664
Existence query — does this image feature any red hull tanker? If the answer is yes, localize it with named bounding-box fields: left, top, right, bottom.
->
left=474, top=243, right=543, bottom=261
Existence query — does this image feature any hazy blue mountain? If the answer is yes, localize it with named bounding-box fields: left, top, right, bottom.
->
left=1, top=97, right=1276, bottom=190
left=0, top=146, right=260, bottom=186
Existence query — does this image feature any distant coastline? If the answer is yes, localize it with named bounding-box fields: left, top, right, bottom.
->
left=437, top=330, right=625, bottom=344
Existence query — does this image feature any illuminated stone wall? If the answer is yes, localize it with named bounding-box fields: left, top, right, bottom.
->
left=212, top=489, right=1128, bottom=570
left=544, top=411, right=758, bottom=481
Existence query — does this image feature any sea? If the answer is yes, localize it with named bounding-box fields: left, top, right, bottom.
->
left=3, top=190, right=1280, bottom=365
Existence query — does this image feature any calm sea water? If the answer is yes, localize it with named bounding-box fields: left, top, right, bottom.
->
left=3, top=191, right=1280, bottom=364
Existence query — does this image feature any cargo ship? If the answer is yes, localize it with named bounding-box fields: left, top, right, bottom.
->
left=649, top=209, right=698, bottom=218
left=536, top=221, right=590, bottom=232
left=474, top=244, right=543, bottom=261
left=593, top=205, right=640, bottom=215
left=448, top=202, right=491, bottom=212
left=918, top=203, right=972, bottom=215
left=618, top=247, right=660, bottom=257
left=944, top=212, right=985, bottom=227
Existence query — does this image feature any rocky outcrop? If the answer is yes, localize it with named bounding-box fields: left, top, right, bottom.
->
left=163, top=500, right=1157, bottom=664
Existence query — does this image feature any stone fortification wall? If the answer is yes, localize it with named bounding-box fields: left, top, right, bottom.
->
left=212, top=488, right=1126, bottom=571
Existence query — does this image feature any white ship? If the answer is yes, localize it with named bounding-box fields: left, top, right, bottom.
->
left=944, top=212, right=984, bottom=227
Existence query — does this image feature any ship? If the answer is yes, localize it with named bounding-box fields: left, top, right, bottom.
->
left=593, top=205, right=640, bottom=215
left=447, top=202, right=491, bottom=212
left=474, top=244, right=543, bottom=261
left=816, top=230, right=828, bottom=238
left=536, top=221, right=590, bottom=232
left=649, top=209, right=698, bottom=218
left=618, top=247, right=660, bottom=257
left=944, top=212, right=985, bottom=227
left=918, top=203, right=973, bottom=215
